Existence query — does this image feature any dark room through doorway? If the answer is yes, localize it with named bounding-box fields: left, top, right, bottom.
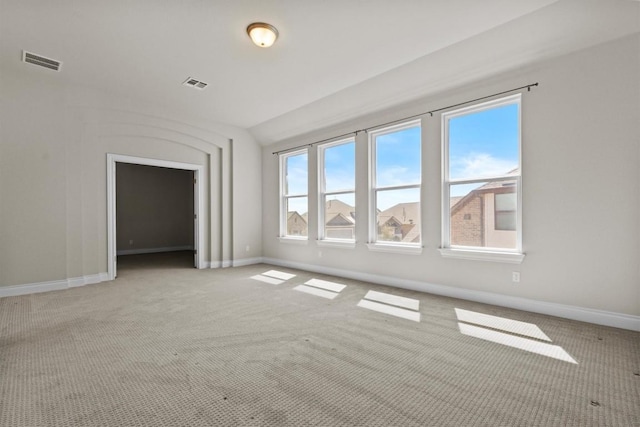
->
left=115, top=163, right=196, bottom=272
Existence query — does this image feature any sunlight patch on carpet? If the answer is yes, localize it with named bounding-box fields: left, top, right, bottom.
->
left=363, top=290, right=420, bottom=311
left=250, top=275, right=284, bottom=285
left=304, top=278, right=346, bottom=293
left=262, top=270, right=296, bottom=281
left=293, top=278, right=347, bottom=300
left=251, top=270, right=297, bottom=285
left=455, top=308, right=551, bottom=341
left=357, top=290, right=421, bottom=322
left=458, top=322, right=577, bottom=364
left=293, top=285, right=340, bottom=300
left=357, top=299, right=421, bottom=322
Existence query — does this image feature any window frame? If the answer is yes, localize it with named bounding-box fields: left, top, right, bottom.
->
left=368, top=119, right=422, bottom=252
left=440, top=94, right=524, bottom=263
left=279, top=148, right=309, bottom=241
left=318, top=138, right=356, bottom=244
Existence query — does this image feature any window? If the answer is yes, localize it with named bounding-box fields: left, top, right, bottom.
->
left=442, top=95, right=522, bottom=256
left=319, top=139, right=356, bottom=241
left=280, top=150, right=308, bottom=238
left=369, top=121, right=421, bottom=247
left=495, top=191, right=517, bottom=231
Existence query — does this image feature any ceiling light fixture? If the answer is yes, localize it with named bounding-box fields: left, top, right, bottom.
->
left=246, top=22, right=279, bottom=48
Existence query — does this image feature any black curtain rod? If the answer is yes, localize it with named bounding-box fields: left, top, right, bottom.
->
left=272, top=82, right=538, bottom=156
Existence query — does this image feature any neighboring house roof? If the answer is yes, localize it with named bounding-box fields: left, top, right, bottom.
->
left=377, top=202, right=419, bottom=225
left=450, top=196, right=463, bottom=209
left=287, top=211, right=307, bottom=224
left=326, top=213, right=355, bottom=226
left=401, top=224, right=420, bottom=243
left=379, top=215, right=402, bottom=227
left=475, top=180, right=517, bottom=192
left=325, top=198, right=355, bottom=220
left=376, top=202, right=421, bottom=242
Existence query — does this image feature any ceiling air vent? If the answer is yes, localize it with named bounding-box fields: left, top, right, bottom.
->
left=22, top=51, right=62, bottom=71
left=183, top=77, right=208, bottom=90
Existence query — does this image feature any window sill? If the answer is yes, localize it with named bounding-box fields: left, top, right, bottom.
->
left=317, top=239, right=356, bottom=249
left=439, top=248, right=525, bottom=264
left=278, top=236, right=309, bottom=245
left=366, top=243, right=423, bottom=255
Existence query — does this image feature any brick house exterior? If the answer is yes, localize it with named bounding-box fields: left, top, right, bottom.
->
left=450, top=179, right=517, bottom=249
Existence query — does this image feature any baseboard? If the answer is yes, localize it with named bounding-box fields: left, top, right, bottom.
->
left=68, top=272, right=110, bottom=288
left=0, top=273, right=110, bottom=298
left=116, top=246, right=194, bottom=256
left=232, top=257, right=263, bottom=267
left=262, top=257, right=639, bottom=332
left=205, top=258, right=262, bottom=268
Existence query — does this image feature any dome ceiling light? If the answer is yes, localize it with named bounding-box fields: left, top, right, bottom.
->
left=246, top=22, right=279, bottom=48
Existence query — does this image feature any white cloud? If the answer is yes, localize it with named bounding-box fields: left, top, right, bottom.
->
left=451, top=152, right=517, bottom=180
left=325, top=170, right=355, bottom=192
left=376, top=166, right=420, bottom=187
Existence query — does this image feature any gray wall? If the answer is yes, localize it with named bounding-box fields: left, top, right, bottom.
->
left=116, top=164, right=194, bottom=254
left=262, top=34, right=640, bottom=318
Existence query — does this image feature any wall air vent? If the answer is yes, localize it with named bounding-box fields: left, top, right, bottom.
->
left=22, top=51, right=62, bottom=71
left=183, top=77, right=208, bottom=90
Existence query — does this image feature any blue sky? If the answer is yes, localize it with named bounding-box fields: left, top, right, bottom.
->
left=449, top=103, right=519, bottom=182
left=324, top=141, right=355, bottom=192
left=375, top=126, right=421, bottom=188
left=286, top=102, right=519, bottom=213
left=285, top=152, right=308, bottom=214
left=448, top=103, right=519, bottom=197
left=323, top=142, right=356, bottom=208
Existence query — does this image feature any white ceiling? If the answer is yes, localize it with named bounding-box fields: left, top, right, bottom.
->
left=1, top=0, right=638, bottom=145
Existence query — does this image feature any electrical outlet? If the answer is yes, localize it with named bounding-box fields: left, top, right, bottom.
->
left=318, top=251, right=322, bottom=258
left=512, top=272, right=520, bottom=283
left=129, top=239, right=133, bottom=245
left=245, top=245, right=250, bottom=252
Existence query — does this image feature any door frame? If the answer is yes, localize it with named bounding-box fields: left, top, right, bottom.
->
left=107, top=153, right=204, bottom=280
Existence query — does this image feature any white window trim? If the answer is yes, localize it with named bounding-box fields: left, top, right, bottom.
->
left=439, top=248, right=524, bottom=264
left=318, top=138, right=356, bottom=243
left=317, top=239, right=356, bottom=249
left=367, top=242, right=423, bottom=255
left=278, top=236, right=309, bottom=245
left=279, top=148, right=309, bottom=240
left=368, top=120, right=422, bottom=249
left=441, top=94, right=524, bottom=263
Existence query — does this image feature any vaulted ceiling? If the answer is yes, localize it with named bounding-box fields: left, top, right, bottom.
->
left=1, top=0, right=637, bottom=144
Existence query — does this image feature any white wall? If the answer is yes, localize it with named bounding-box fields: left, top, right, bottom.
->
left=262, top=34, right=640, bottom=319
left=0, top=66, right=263, bottom=287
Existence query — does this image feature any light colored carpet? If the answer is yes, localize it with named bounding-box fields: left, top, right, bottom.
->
left=1, top=252, right=638, bottom=426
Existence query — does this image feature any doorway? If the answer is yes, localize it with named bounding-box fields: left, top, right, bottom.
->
left=107, top=154, right=204, bottom=280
